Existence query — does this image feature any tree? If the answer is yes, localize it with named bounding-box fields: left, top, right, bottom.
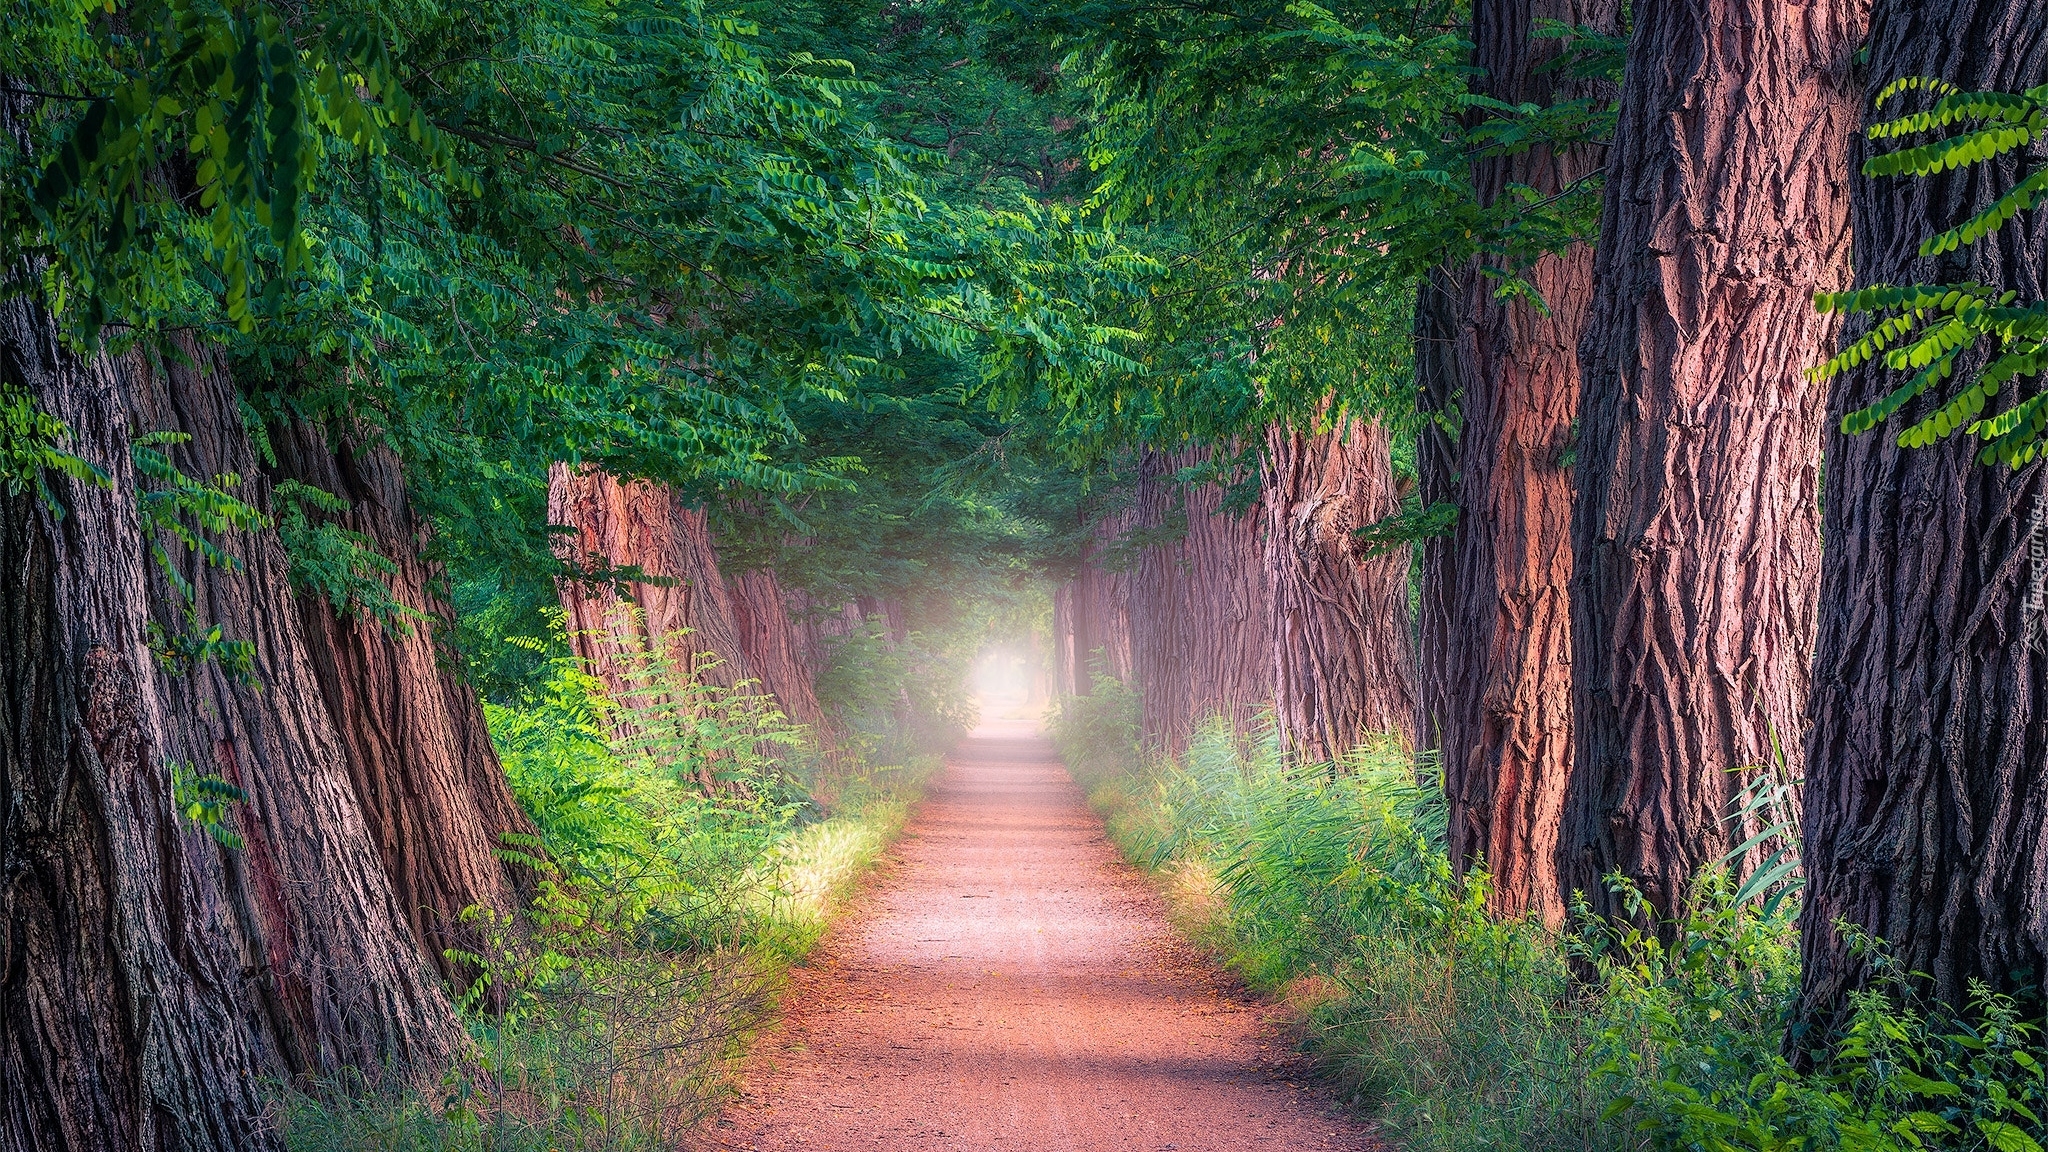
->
left=1429, top=0, right=1619, bottom=925
left=1559, top=0, right=1862, bottom=926
left=1797, top=0, right=2048, bottom=1031
left=1124, top=447, right=1273, bottom=754
left=1264, top=416, right=1416, bottom=758
left=268, top=425, right=538, bottom=985
left=0, top=321, right=460, bottom=1152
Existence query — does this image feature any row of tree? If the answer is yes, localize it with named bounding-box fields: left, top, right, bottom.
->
left=1039, top=0, right=2047, bottom=1045
left=0, top=1, right=1095, bottom=1146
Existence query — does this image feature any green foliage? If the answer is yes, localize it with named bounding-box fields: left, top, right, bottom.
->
left=982, top=0, right=1625, bottom=456
left=1355, top=497, right=1459, bottom=559
left=132, top=429, right=265, bottom=682
left=272, top=479, right=422, bottom=636
left=1816, top=80, right=2048, bottom=466
left=170, top=761, right=247, bottom=848
left=10, top=0, right=468, bottom=340
left=278, top=617, right=939, bottom=1151
left=0, top=383, right=108, bottom=511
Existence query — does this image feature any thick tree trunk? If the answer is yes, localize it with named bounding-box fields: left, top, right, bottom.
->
left=138, top=344, right=463, bottom=1079
left=2, top=304, right=276, bottom=1152
left=1, top=309, right=460, bottom=1151
left=1055, top=516, right=1138, bottom=698
left=546, top=464, right=754, bottom=698
left=1125, top=447, right=1272, bottom=755
left=268, top=424, right=537, bottom=987
left=1434, top=0, right=1618, bottom=924
left=1799, top=0, right=2048, bottom=1031
left=724, top=565, right=829, bottom=733
left=1263, top=416, right=1417, bottom=760
left=790, top=590, right=868, bottom=692
left=1561, top=0, right=1859, bottom=925
left=1052, top=581, right=1081, bottom=697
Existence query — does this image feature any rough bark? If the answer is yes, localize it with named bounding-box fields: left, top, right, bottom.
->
left=268, top=424, right=537, bottom=987
left=1, top=308, right=460, bottom=1152
left=1799, top=0, right=2048, bottom=1031
left=1561, top=0, right=1860, bottom=926
left=1263, top=416, right=1417, bottom=760
left=1054, top=514, right=1138, bottom=698
left=1435, top=0, right=1619, bottom=924
left=2, top=303, right=275, bottom=1152
left=546, top=463, right=754, bottom=697
left=139, top=343, right=463, bottom=1079
left=1415, top=264, right=1467, bottom=765
left=1124, top=448, right=1272, bottom=755
left=724, top=565, right=829, bottom=733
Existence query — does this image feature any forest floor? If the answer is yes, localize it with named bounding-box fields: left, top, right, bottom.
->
left=708, top=715, right=1381, bottom=1152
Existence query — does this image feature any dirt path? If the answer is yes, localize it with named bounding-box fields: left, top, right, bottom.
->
left=711, top=718, right=1380, bottom=1152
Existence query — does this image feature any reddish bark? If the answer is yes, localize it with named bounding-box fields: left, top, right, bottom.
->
left=1798, top=0, right=2048, bottom=1030
left=269, top=425, right=537, bottom=986
left=725, top=565, right=829, bottom=733
left=1432, top=0, right=1619, bottom=924
left=1053, top=515, right=1137, bottom=698
left=1561, top=0, right=1859, bottom=925
left=546, top=464, right=754, bottom=697
left=1263, top=417, right=1417, bottom=760
left=0, top=309, right=459, bottom=1152
left=1125, top=448, right=1272, bottom=755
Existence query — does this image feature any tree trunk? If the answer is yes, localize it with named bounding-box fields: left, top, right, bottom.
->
left=1416, top=264, right=1466, bottom=767
left=1, top=308, right=460, bottom=1151
left=546, top=463, right=755, bottom=698
left=1561, top=0, right=1859, bottom=926
left=268, top=424, right=537, bottom=988
left=724, top=565, right=829, bottom=733
left=1125, top=447, right=1272, bottom=755
left=2, top=304, right=276, bottom=1152
left=138, top=343, right=464, bottom=1080
left=1435, top=0, right=1619, bottom=924
left=1263, top=416, right=1417, bottom=760
left=1798, top=0, right=2048, bottom=1031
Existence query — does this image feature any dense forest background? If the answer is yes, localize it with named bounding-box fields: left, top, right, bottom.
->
left=2, top=0, right=2046, bottom=1148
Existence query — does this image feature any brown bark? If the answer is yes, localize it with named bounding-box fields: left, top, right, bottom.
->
left=268, top=424, right=537, bottom=987
left=139, top=344, right=464, bottom=1079
left=1561, top=0, right=1860, bottom=926
left=1054, top=512, right=1138, bottom=698
left=1798, top=0, right=2048, bottom=1031
left=1433, top=0, right=1618, bottom=925
left=1, top=308, right=460, bottom=1151
left=1124, top=448, right=1272, bottom=755
left=790, top=590, right=870, bottom=690
left=546, top=463, right=754, bottom=698
left=2, top=303, right=275, bottom=1152
left=1263, top=416, right=1417, bottom=760
left=1415, top=265, right=1466, bottom=766
left=724, top=565, right=828, bottom=733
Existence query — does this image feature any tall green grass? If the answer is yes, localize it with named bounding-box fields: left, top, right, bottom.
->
left=274, top=634, right=943, bottom=1151
left=1049, top=684, right=2048, bottom=1152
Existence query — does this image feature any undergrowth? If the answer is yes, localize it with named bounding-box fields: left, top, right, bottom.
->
left=1051, top=671, right=2048, bottom=1152
left=274, top=626, right=945, bottom=1151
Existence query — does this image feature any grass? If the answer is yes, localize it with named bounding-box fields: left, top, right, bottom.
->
left=1057, top=694, right=1620, bottom=1151
left=272, top=642, right=944, bottom=1152
left=1048, top=677, right=2048, bottom=1152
